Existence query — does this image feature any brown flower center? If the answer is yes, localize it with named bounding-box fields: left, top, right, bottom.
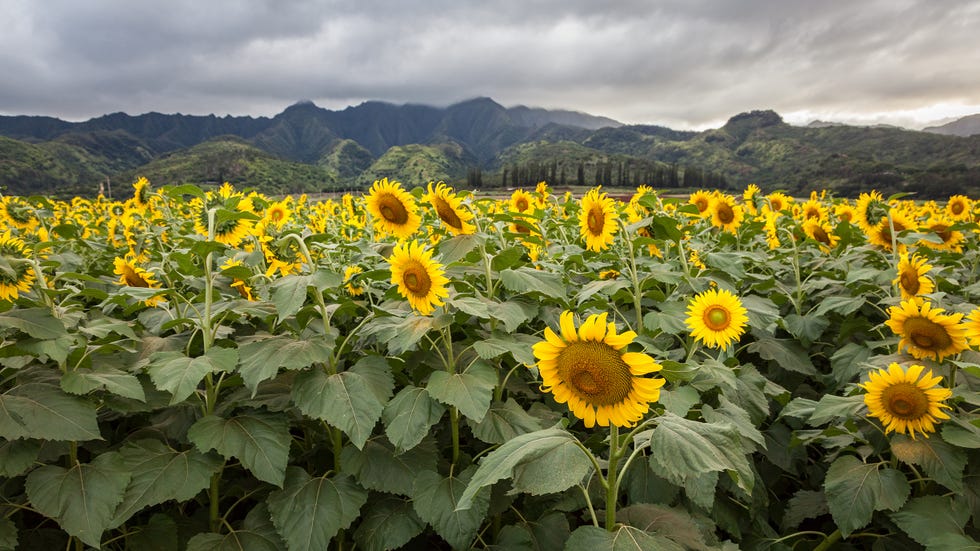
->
left=812, top=226, right=830, bottom=244
left=556, top=341, right=633, bottom=406
left=695, top=198, right=709, bottom=212
left=704, top=306, right=731, bottom=331
left=951, top=202, right=964, bottom=215
left=880, top=382, right=929, bottom=419
left=514, top=197, right=530, bottom=212
left=587, top=206, right=604, bottom=235
left=904, top=317, right=952, bottom=351
left=434, top=198, right=462, bottom=229
left=378, top=194, right=409, bottom=224
left=401, top=262, right=431, bottom=296
left=715, top=203, right=734, bottom=224
left=122, top=266, right=149, bottom=288
left=899, top=270, right=920, bottom=295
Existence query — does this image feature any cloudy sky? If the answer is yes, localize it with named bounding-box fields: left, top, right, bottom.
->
left=2, top=0, right=979, bottom=130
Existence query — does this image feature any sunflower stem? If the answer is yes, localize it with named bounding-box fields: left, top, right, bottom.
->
left=812, top=528, right=842, bottom=551
left=605, top=424, right=621, bottom=531
left=622, top=220, right=644, bottom=334
left=450, top=406, right=461, bottom=466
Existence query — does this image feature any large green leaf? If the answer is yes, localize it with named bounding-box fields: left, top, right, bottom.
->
left=812, top=295, right=866, bottom=317
left=0, top=518, right=16, bottom=551
left=291, top=368, right=383, bottom=449
left=237, top=335, right=334, bottom=394
left=187, top=503, right=286, bottom=551
left=457, top=427, right=592, bottom=511
left=492, top=512, right=571, bottom=551
left=0, top=308, right=68, bottom=339
left=890, top=495, right=977, bottom=550
left=0, top=439, right=41, bottom=477
left=146, top=347, right=239, bottom=404
left=781, top=490, right=829, bottom=531
left=0, top=383, right=101, bottom=441
left=123, top=514, right=179, bottom=551
left=890, top=434, right=967, bottom=492
left=187, top=412, right=291, bottom=486
left=352, top=495, right=425, bottom=551
left=648, top=413, right=754, bottom=495
left=111, top=440, right=223, bottom=528
left=412, top=467, right=489, bottom=550
left=467, top=399, right=544, bottom=445
left=25, top=451, right=131, bottom=549
left=616, top=504, right=717, bottom=551
left=746, top=337, right=818, bottom=375
left=824, top=455, right=910, bottom=537
left=61, top=366, right=146, bottom=401
left=382, top=385, right=445, bottom=452
left=340, top=436, right=438, bottom=496
left=266, top=468, right=367, bottom=551
left=473, top=336, right=536, bottom=366
left=564, top=526, right=684, bottom=551
left=426, top=361, right=497, bottom=422
left=807, top=394, right=865, bottom=426
left=499, top=267, right=566, bottom=299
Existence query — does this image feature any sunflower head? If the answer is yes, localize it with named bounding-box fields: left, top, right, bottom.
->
left=191, top=190, right=257, bottom=247
left=685, top=288, right=749, bottom=350
left=855, top=190, right=888, bottom=232
left=709, top=194, right=744, bottom=233
left=423, top=181, right=475, bottom=236
left=688, top=190, right=713, bottom=217
left=861, top=363, right=952, bottom=439
left=344, top=265, right=365, bottom=297
left=532, top=311, right=664, bottom=428
left=964, top=307, right=980, bottom=348
left=132, top=177, right=152, bottom=208
left=893, top=253, right=934, bottom=300
left=0, top=232, right=35, bottom=302
left=579, top=187, right=619, bottom=252
left=389, top=240, right=449, bottom=315
left=1, top=197, right=39, bottom=231
left=802, top=219, right=839, bottom=252
left=945, top=195, right=974, bottom=221
left=509, top=189, right=535, bottom=214
left=113, top=255, right=164, bottom=306
left=365, top=178, right=421, bottom=239
left=885, top=299, right=968, bottom=361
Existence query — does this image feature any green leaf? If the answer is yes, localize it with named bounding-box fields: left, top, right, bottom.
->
left=291, top=368, right=384, bottom=449
left=0, top=439, right=41, bottom=477
left=426, top=361, right=497, bottom=422
left=473, top=336, right=536, bottom=366
left=782, top=490, right=829, bottom=531
left=146, top=347, right=239, bottom=404
left=741, top=294, right=781, bottom=333
left=824, top=455, right=910, bottom=537
left=746, top=337, right=818, bottom=375
left=124, top=514, right=179, bottom=551
left=564, top=526, right=684, bottom=551
left=340, top=437, right=438, bottom=497
left=499, top=267, right=566, bottom=299
left=0, top=383, right=102, bottom=441
left=0, top=518, right=17, bottom=551
left=648, top=413, right=754, bottom=495
left=438, top=233, right=482, bottom=265
left=25, top=451, right=131, bottom=549
left=493, top=512, right=571, bottom=551
left=111, top=440, right=223, bottom=528
left=830, top=342, right=872, bottom=385
left=270, top=275, right=311, bottom=322
left=352, top=495, right=425, bottom=551
left=266, top=468, right=367, bottom=551
left=382, top=385, right=446, bottom=452
left=890, top=434, right=967, bottom=492
left=0, top=308, right=68, bottom=339
left=941, top=418, right=980, bottom=448
left=782, top=313, right=830, bottom=342
left=812, top=295, right=866, bottom=317
left=457, top=427, right=592, bottom=511
left=187, top=503, right=286, bottom=551
left=61, top=366, right=146, bottom=401
left=615, top=504, right=715, bottom=551
left=487, top=300, right=531, bottom=332
left=702, top=396, right=766, bottom=449
left=658, top=385, right=700, bottom=416
left=237, top=335, right=333, bottom=394
left=891, top=495, right=976, bottom=549
left=807, top=394, right=865, bottom=426
left=187, top=412, right=291, bottom=486
left=468, top=399, right=544, bottom=445
left=413, top=467, right=489, bottom=550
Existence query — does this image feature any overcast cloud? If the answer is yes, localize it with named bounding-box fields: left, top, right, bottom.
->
left=2, top=0, right=979, bottom=129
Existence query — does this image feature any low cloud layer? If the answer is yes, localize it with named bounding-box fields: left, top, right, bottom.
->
left=2, top=0, right=979, bottom=129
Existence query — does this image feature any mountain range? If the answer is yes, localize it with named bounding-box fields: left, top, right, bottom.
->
left=1, top=97, right=978, bottom=198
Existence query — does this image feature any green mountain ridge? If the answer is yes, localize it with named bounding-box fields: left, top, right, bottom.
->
left=1, top=100, right=978, bottom=198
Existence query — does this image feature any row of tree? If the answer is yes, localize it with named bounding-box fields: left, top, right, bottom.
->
left=463, top=160, right=730, bottom=190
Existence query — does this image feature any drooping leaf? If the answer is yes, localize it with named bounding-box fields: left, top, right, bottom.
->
left=270, top=275, right=312, bottom=323
left=473, top=337, right=536, bottom=366
left=426, top=361, right=497, bottom=422
left=890, top=495, right=976, bottom=549
left=237, top=335, right=333, bottom=394
left=648, top=413, right=754, bottom=495
left=0, top=383, right=101, bottom=441
left=291, top=368, right=383, bottom=449
left=782, top=313, right=830, bottom=343
left=266, top=468, right=367, bottom=551
left=468, top=399, right=544, bottom=445
left=61, top=366, right=146, bottom=401
left=352, top=495, right=425, bottom=551
left=0, top=308, right=68, bottom=339
left=111, top=440, right=223, bottom=528
left=146, top=347, right=239, bottom=404
left=413, top=467, right=489, bottom=550
left=382, top=385, right=445, bottom=452
left=457, top=427, right=592, bottom=511
left=824, top=455, right=910, bottom=537
left=340, top=436, right=438, bottom=497
left=890, top=434, right=967, bottom=492
left=492, top=511, right=571, bottom=551
left=564, top=526, right=685, bottom=551
left=25, top=451, right=131, bottom=549
left=187, top=412, right=291, bottom=486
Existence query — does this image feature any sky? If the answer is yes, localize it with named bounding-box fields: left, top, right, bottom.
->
left=2, top=0, right=980, bottom=130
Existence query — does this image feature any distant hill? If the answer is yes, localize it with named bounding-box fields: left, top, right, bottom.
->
left=923, top=113, right=980, bottom=137
left=1, top=100, right=979, bottom=199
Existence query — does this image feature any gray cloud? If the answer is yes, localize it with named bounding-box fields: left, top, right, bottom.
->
left=1, top=0, right=978, bottom=129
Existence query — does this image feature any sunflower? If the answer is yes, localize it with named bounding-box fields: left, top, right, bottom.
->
left=893, top=253, right=934, bottom=300
left=866, top=209, right=911, bottom=252
left=0, top=197, right=39, bottom=231
left=509, top=189, right=535, bottom=214
left=919, top=215, right=965, bottom=253
left=131, top=176, right=152, bottom=208
left=854, top=190, right=888, bottom=232
left=861, top=363, right=952, bottom=439
left=423, top=181, right=475, bottom=235
left=532, top=311, right=664, bottom=428
left=885, top=299, right=968, bottom=361
left=191, top=188, right=257, bottom=247
left=262, top=200, right=292, bottom=230
left=960, top=306, right=980, bottom=349
left=688, top=190, right=712, bottom=217
left=709, top=194, right=744, bottom=233
left=834, top=203, right=857, bottom=224
left=365, top=178, right=421, bottom=239
left=389, top=240, right=449, bottom=315
left=0, top=233, right=36, bottom=302
left=766, top=192, right=793, bottom=213
left=113, top=256, right=164, bottom=306
left=945, top=195, right=974, bottom=222
left=802, top=219, right=839, bottom=252
left=579, top=187, right=618, bottom=251
left=344, top=265, right=365, bottom=297
left=686, top=288, right=749, bottom=350
left=799, top=198, right=828, bottom=221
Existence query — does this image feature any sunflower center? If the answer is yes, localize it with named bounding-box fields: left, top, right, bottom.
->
left=122, top=266, right=149, bottom=288
left=805, top=207, right=820, bottom=219
left=556, top=341, right=633, bottom=406
left=587, top=206, right=604, bottom=235
left=515, top=198, right=529, bottom=212
left=904, top=317, right=952, bottom=351
left=378, top=194, right=409, bottom=224
left=401, top=263, right=431, bottom=296
left=880, top=382, right=929, bottom=419
left=716, top=203, right=734, bottom=224
left=899, top=270, right=920, bottom=295
left=435, top=199, right=462, bottom=229
left=951, top=202, right=964, bottom=215
left=695, top=198, right=709, bottom=212
left=704, top=306, right=731, bottom=331
left=812, top=226, right=830, bottom=244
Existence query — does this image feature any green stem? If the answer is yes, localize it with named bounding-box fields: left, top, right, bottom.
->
left=209, top=465, right=224, bottom=533
left=813, top=529, right=842, bottom=551
left=605, top=425, right=621, bottom=531
left=623, top=222, right=643, bottom=333
left=450, top=406, right=461, bottom=466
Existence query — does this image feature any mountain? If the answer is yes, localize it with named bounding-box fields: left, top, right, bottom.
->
left=1, top=101, right=979, bottom=199
left=923, top=113, right=980, bottom=137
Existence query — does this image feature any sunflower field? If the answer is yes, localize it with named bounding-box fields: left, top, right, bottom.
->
left=1, top=177, right=979, bottom=550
